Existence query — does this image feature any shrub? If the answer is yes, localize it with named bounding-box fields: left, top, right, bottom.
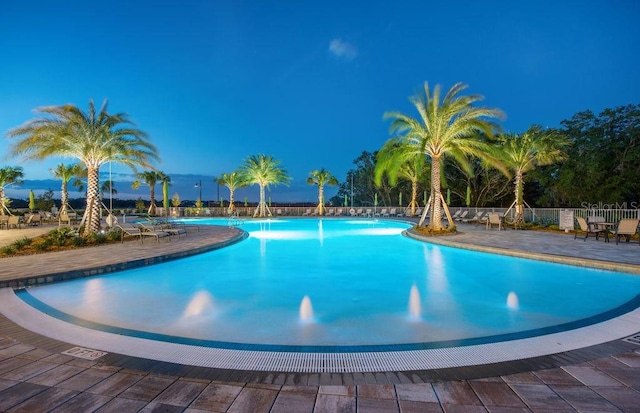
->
left=1, top=245, right=16, bottom=255
left=13, top=237, right=33, bottom=248
left=48, top=227, right=76, bottom=246
left=71, top=236, right=86, bottom=247
left=88, top=233, right=107, bottom=244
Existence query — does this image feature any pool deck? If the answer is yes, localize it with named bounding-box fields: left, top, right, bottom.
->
left=0, top=219, right=639, bottom=412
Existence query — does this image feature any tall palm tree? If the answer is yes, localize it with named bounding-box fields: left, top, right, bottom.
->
left=132, top=170, right=167, bottom=215
left=161, top=174, right=171, bottom=214
left=374, top=142, right=428, bottom=216
left=216, top=171, right=245, bottom=214
left=383, top=82, right=505, bottom=230
left=239, top=154, right=290, bottom=217
left=8, top=100, right=158, bottom=235
left=50, top=163, right=83, bottom=215
left=496, top=125, right=570, bottom=225
left=307, top=168, right=338, bottom=216
left=0, top=166, right=24, bottom=215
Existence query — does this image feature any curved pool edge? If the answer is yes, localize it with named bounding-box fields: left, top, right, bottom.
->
left=404, top=229, right=640, bottom=275
left=0, top=226, right=249, bottom=290
left=2, top=287, right=640, bottom=373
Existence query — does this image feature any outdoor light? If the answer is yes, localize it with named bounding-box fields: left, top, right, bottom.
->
left=194, top=180, right=202, bottom=204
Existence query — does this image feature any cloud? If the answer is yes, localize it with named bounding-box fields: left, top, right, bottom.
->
left=328, top=38, right=358, bottom=60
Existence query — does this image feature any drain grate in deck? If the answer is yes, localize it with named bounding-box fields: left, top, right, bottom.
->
left=62, top=346, right=108, bottom=360
left=622, top=334, right=640, bottom=345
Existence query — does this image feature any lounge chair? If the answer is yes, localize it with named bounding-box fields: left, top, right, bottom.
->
left=138, top=220, right=186, bottom=239
left=389, top=208, right=397, bottom=217
left=463, top=211, right=484, bottom=224
left=335, top=208, right=343, bottom=216
left=380, top=208, right=389, bottom=217
left=356, top=208, right=364, bottom=216
left=450, top=210, right=462, bottom=220
left=326, top=208, right=335, bottom=216
left=365, top=208, right=373, bottom=217
left=25, top=213, right=41, bottom=226
left=414, top=207, right=423, bottom=217
left=486, top=212, right=503, bottom=230
left=574, top=216, right=604, bottom=241
left=118, top=223, right=170, bottom=243
left=612, top=218, right=640, bottom=245
left=396, top=209, right=404, bottom=217
left=455, top=211, right=469, bottom=222
left=302, top=208, right=312, bottom=216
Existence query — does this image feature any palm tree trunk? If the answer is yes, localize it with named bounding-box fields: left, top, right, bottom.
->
left=83, top=166, right=101, bottom=236
left=148, top=186, right=156, bottom=215
left=410, top=179, right=418, bottom=216
left=256, top=184, right=267, bottom=217
left=318, top=185, right=324, bottom=216
left=228, top=189, right=235, bottom=213
left=0, top=188, right=5, bottom=216
left=429, top=156, right=443, bottom=230
left=514, top=170, right=524, bottom=225
left=60, top=183, right=68, bottom=215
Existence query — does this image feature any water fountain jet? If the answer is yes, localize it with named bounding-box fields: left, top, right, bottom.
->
left=507, top=291, right=519, bottom=310
left=299, top=295, right=314, bottom=323
left=408, top=284, right=421, bottom=321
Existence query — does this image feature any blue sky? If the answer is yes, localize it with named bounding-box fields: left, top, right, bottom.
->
left=1, top=0, right=639, bottom=203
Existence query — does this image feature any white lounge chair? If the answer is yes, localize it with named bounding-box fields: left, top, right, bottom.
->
left=380, top=208, right=389, bottom=217
left=455, top=211, right=469, bottom=222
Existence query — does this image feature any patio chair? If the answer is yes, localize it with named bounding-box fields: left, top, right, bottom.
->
left=25, top=213, right=41, bottom=226
left=612, top=218, right=640, bottom=245
left=450, top=210, right=462, bottom=220
left=574, top=216, right=604, bottom=241
left=455, top=210, right=469, bottom=222
left=7, top=215, right=22, bottom=229
left=486, top=212, right=503, bottom=230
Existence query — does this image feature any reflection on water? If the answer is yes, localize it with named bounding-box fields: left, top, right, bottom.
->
left=299, top=295, right=314, bottom=323
left=507, top=292, right=519, bottom=310
left=408, top=284, right=421, bottom=321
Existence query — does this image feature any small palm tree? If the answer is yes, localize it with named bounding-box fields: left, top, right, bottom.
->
left=8, top=100, right=158, bottom=235
left=0, top=166, right=24, bottom=215
left=496, top=125, right=570, bottom=225
left=239, top=154, right=290, bottom=217
left=307, top=168, right=338, bottom=216
left=375, top=143, right=428, bottom=216
left=216, top=171, right=245, bottom=214
left=383, top=82, right=505, bottom=229
left=50, top=163, right=83, bottom=215
left=132, top=170, right=167, bottom=215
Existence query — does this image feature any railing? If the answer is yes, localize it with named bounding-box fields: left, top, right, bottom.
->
left=151, top=206, right=639, bottom=225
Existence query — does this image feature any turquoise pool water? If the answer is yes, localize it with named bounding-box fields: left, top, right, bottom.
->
left=19, top=218, right=640, bottom=348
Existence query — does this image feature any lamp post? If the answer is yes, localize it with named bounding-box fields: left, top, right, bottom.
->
left=194, top=180, right=202, bottom=206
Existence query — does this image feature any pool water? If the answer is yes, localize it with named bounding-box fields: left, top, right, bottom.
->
left=19, top=218, right=640, bottom=349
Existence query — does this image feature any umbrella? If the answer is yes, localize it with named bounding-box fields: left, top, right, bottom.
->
left=374, top=193, right=378, bottom=206
left=423, top=190, right=427, bottom=206
left=344, top=194, right=348, bottom=207
left=446, top=188, right=451, bottom=205
left=466, top=185, right=471, bottom=207
left=29, top=190, right=35, bottom=211
left=268, top=196, right=271, bottom=207
left=163, top=181, right=169, bottom=211
left=220, top=196, right=224, bottom=208
left=244, top=196, right=248, bottom=207
left=399, top=192, right=402, bottom=207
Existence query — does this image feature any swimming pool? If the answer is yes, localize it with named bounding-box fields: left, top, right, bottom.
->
left=16, top=218, right=640, bottom=352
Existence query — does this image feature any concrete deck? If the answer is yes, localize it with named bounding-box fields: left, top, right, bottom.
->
left=0, top=219, right=639, bottom=411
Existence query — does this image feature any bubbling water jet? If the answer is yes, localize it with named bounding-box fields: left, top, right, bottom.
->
left=299, top=295, right=314, bottom=323
left=408, top=284, right=421, bottom=321
left=507, top=291, right=519, bottom=310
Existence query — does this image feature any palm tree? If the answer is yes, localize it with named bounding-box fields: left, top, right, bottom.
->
left=216, top=171, right=245, bottom=214
left=8, top=100, right=158, bottom=235
left=307, top=168, right=338, bottom=216
left=374, top=142, right=428, bottom=216
left=0, top=166, right=24, bottom=215
left=239, top=154, right=290, bottom=217
left=161, top=174, right=171, bottom=215
left=383, top=82, right=505, bottom=230
left=496, top=125, right=570, bottom=225
left=132, top=170, right=167, bottom=215
left=50, top=163, right=83, bottom=215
